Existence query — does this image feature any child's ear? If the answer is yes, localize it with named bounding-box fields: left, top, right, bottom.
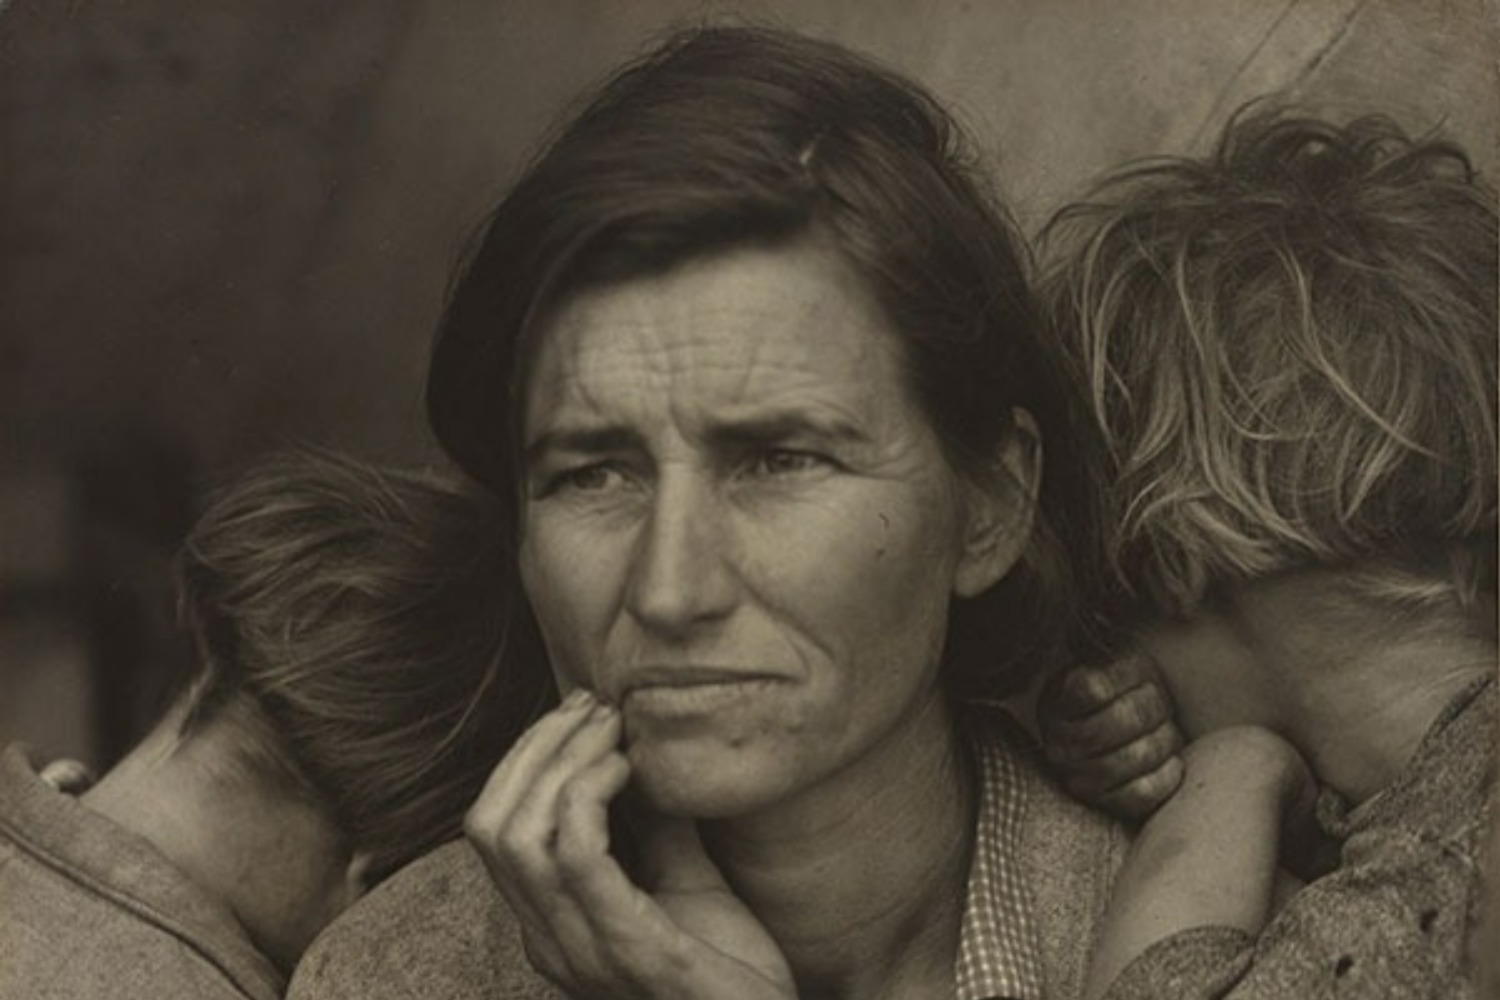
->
left=954, top=407, right=1041, bottom=598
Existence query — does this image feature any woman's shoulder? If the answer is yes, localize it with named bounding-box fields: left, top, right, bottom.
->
left=289, top=840, right=563, bottom=1000
left=967, top=706, right=1130, bottom=996
left=968, top=704, right=1129, bottom=860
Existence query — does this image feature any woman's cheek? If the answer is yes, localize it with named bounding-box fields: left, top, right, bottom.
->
left=520, top=523, right=609, bottom=686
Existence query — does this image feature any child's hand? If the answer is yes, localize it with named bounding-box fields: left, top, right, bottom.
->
left=1038, top=651, right=1184, bottom=822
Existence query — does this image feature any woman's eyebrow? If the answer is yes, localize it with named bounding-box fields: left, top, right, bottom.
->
left=523, top=412, right=869, bottom=461
left=706, top=412, right=869, bottom=449
left=523, top=426, right=640, bottom=462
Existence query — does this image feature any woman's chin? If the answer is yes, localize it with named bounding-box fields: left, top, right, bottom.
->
left=626, top=742, right=791, bottom=820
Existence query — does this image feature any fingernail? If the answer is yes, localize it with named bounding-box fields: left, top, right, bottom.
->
left=562, top=688, right=591, bottom=709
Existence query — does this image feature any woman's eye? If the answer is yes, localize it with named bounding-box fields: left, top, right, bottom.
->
left=548, top=462, right=625, bottom=495
left=747, top=449, right=828, bottom=477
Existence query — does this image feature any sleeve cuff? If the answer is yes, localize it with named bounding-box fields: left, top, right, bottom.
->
left=1101, top=925, right=1255, bottom=1000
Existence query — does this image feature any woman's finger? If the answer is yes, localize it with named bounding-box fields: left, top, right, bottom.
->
left=465, top=695, right=612, bottom=845
left=468, top=688, right=598, bottom=828
left=465, top=711, right=637, bottom=996
left=466, top=699, right=621, bottom=922
left=553, top=751, right=633, bottom=872
left=506, top=707, right=622, bottom=857
left=542, top=756, right=703, bottom=990
left=464, top=699, right=794, bottom=999
left=469, top=704, right=623, bottom=894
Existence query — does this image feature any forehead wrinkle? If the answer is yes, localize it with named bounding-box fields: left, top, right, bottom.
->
left=525, top=243, right=906, bottom=447
left=541, top=317, right=872, bottom=419
left=525, top=313, right=669, bottom=439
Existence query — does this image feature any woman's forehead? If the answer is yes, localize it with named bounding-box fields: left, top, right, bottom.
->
left=521, top=241, right=913, bottom=434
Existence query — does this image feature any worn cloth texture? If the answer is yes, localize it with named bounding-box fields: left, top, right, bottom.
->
left=0, top=744, right=284, bottom=1000
left=290, top=711, right=1126, bottom=1000
left=1102, top=676, right=1497, bottom=1000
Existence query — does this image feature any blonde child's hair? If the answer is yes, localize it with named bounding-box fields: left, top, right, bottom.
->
left=1041, top=108, right=1497, bottom=620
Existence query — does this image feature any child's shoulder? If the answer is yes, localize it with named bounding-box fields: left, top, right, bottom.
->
left=1334, top=674, right=1495, bottom=848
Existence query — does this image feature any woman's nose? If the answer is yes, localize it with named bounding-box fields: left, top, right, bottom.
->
left=624, top=475, right=737, bottom=635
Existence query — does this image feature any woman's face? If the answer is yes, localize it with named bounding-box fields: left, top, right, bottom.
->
left=518, top=238, right=1025, bottom=819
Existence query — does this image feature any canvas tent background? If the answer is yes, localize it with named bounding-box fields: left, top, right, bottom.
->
left=0, top=0, right=1493, bottom=766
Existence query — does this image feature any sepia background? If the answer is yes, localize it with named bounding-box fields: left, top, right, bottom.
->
left=1, top=0, right=1495, bottom=770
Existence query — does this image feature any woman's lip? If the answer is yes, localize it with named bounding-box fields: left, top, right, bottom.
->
left=614, top=669, right=787, bottom=712
left=622, top=677, right=783, bottom=716
left=616, top=667, right=784, bottom=695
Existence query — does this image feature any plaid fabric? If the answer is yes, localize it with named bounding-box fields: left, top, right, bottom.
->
left=954, top=726, right=1045, bottom=1000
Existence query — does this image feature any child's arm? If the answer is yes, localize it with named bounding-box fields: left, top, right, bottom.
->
left=1039, top=652, right=1185, bottom=821
left=1084, top=726, right=1316, bottom=1000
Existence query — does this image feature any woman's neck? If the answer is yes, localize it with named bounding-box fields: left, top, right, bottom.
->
left=699, top=691, right=975, bottom=1000
left=81, top=710, right=358, bottom=973
left=1144, top=569, right=1495, bottom=804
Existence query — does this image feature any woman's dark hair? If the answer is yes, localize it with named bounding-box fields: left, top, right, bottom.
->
left=176, top=451, right=548, bottom=882
left=427, top=26, right=1103, bottom=699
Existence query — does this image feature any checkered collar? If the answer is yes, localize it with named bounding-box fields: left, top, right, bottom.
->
left=953, top=717, right=1045, bottom=1000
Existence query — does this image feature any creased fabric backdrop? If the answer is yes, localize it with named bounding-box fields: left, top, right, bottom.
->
left=0, top=0, right=1494, bottom=762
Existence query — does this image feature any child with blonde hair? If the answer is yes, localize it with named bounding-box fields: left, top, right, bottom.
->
left=1038, top=108, right=1496, bottom=999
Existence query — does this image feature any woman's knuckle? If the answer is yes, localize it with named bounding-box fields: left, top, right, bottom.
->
left=557, top=772, right=593, bottom=811
left=552, top=833, right=600, bottom=888
left=554, top=785, right=581, bottom=828
left=552, top=832, right=590, bottom=874
left=470, top=816, right=551, bottom=879
left=463, top=801, right=496, bottom=838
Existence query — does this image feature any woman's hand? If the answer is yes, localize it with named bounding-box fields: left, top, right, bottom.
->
left=464, top=689, right=798, bottom=1000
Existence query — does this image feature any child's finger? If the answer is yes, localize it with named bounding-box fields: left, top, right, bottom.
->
left=1057, top=720, right=1184, bottom=801
left=1091, top=754, right=1185, bottom=822
left=1043, top=681, right=1174, bottom=763
left=1041, top=651, right=1159, bottom=720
